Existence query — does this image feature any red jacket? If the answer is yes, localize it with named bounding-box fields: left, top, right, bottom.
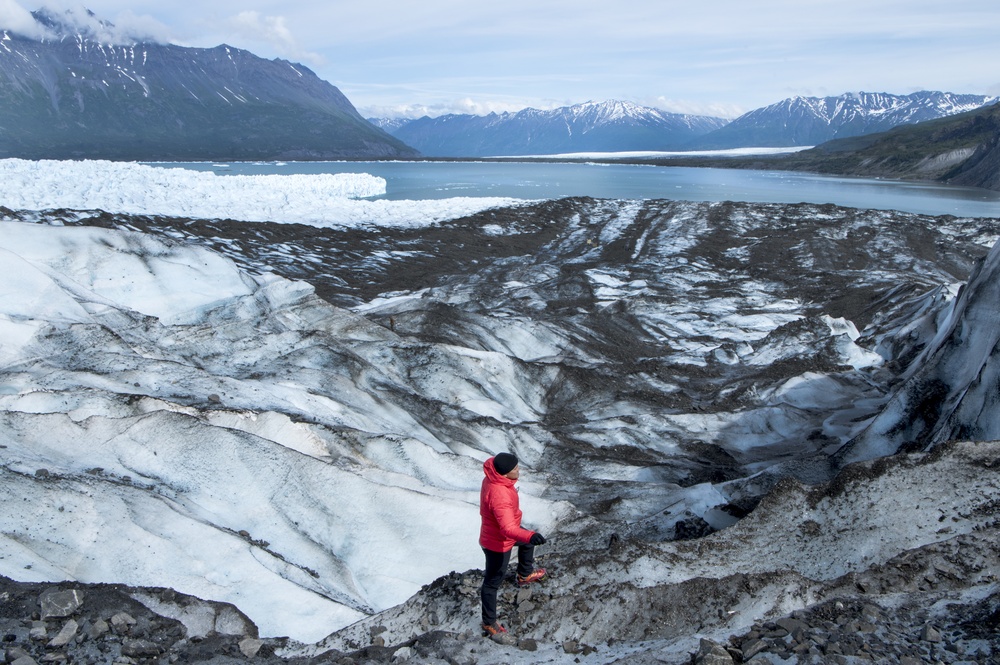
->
left=480, top=456, right=536, bottom=552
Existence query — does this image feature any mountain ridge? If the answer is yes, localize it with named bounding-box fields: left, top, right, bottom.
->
left=370, top=100, right=727, bottom=156
left=4, top=10, right=995, bottom=162
left=715, top=101, right=1000, bottom=191
left=584, top=100, right=1000, bottom=192
left=689, top=90, right=998, bottom=149
left=372, top=92, right=998, bottom=157
left=0, top=11, right=417, bottom=161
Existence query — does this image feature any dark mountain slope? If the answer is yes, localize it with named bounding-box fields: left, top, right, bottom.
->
left=0, top=13, right=416, bottom=160
left=625, top=102, right=1000, bottom=192
left=771, top=102, right=1000, bottom=189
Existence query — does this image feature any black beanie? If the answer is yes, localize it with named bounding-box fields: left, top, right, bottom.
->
left=493, top=452, right=518, bottom=475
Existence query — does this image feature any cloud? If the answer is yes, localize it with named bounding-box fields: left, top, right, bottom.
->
left=358, top=97, right=565, bottom=120
left=356, top=94, right=739, bottom=121
left=447, top=97, right=553, bottom=116
left=6, top=0, right=997, bottom=117
left=0, top=0, right=50, bottom=38
left=641, top=97, right=747, bottom=120
left=226, top=11, right=323, bottom=66
left=0, top=1, right=172, bottom=43
left=358, top=94, right=749, bottom=121
left=107, top=10, right=173, bottom=43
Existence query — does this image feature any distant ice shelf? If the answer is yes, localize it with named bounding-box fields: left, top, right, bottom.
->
left=490, top=146, right=813, bottom=160
left=0, top=159, right=524, bottom=228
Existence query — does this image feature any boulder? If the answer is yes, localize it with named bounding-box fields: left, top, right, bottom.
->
left=239, top=637, right=264, bottom=658
left=38, top=590, right=84, bottom=620
left=28, top=623, right=46, bottom=641
left=47, top=620, right=78, bottom=648
left=87, top=619, right=109, bottom=639
left=121, top=638, right=160, bottom=657
left=695, top=638, right=734, bottom=665
left=110, top=612, right=137, bottom=632
left=920, top=624, right=942, bottom=642
left=741, top=638, right=768, bottom=659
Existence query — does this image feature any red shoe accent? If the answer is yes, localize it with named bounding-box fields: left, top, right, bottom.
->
left=517, top=567, right=547, bottom=587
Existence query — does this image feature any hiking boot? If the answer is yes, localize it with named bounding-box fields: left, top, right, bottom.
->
left=482, top=622, right=516, bottom=645
left=516, top=567, right=547, bottom=587
left=482, top=621, right=507, bottom=637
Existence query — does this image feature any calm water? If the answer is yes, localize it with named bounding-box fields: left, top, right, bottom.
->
left=159, top=160, right=1000, bottom=219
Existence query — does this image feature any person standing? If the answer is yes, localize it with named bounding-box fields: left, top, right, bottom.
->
left=479, top=452, right=547, bottom=638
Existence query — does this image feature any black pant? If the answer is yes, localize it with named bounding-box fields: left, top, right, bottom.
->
left=480, top=544, right=534, bottom=625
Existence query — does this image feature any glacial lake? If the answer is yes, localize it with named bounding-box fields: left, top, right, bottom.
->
left=161, top=160, right=1000, bottom=219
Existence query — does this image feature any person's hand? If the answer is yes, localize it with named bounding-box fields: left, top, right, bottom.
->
left=529, top=533, right=546, bottom=546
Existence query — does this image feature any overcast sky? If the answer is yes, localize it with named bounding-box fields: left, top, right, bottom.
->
left=3, top=0, right=999, bottom=119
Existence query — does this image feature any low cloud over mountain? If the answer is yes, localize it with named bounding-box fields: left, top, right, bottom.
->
left=0, top=10, right=415, bottom=160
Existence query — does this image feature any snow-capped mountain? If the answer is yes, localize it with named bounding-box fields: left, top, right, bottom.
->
left=691, top=91, right=999, bottom=149
left=371, top=100, right=727, bottom=156
left=0, top=8, right=416, bottom=160
left=3, top=160, right=1000, bottom=663
left=371, top=93, right=997, bottom=156
left=367, top=117, right=414, bottom=134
